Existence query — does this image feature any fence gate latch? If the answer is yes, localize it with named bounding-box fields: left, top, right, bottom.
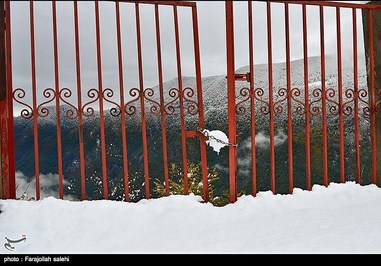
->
left=234, top=72, right=251, bottom=83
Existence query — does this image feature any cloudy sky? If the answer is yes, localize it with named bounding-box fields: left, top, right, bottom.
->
left=9, top=1, right=370, bottom=114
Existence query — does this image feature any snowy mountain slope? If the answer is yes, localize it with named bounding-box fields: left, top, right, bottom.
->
left=14, top=56, right=368, bottom=124
left=147, top=55, right=369, bottom=122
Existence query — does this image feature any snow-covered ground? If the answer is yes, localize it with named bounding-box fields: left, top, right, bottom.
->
left=1, top=182, right=381, bottom=254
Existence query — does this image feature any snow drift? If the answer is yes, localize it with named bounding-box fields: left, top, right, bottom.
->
left=1, top=182, right=381, bottom=254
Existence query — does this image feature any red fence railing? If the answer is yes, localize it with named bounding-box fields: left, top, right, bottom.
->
left=1, top=1, right=381, bottom=203
left=226, top=0, right=381, bottom=202
left=2, top=1, right=208, bottom=201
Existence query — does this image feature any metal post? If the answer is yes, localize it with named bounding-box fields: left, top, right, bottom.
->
left=353, top=8, right=361, bottom=184
left=0, top=0, right=5, bottom=199
left=135, top=3, right=151, bottom=198
left=320, top=5, right=329, bottom=187
left=302, top=4, right=312, bottom=190
left=74, top=1, right=87, bottom=200
left=29, top=1, right=40, bottom=200
left=94, top=1, right=109, bottom=199
left=0, top=0, right=14, bottom=199
left=267, top=2, right=276, bottom=193
left=192, top=5, right=209, bottom=202
left=363, top=3, right=381, bottom=185
left=248, top=1, right=257, bottom=196
left=226, top=1, right=237, bottom=203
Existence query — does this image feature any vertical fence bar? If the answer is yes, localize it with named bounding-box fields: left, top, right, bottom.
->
left=29, top=1, right=40, bottom=200
left=353, top=8, right=361, bottom=184
left=115, top=1, right=130, bottom=201
left=154, top=5, right=169, bottom=195
left=52, top=1, right=64, bottom=199
left=135, top=3, right=150, bottom=198
left=320, top=5, right=329, bottom=186
left=0, top=1, right=16, bottom=199
left=285, top=2, right=294, bottom=193
left=336, top=7, right=345, bottom=183
left=73, top=1, right=86, bottom=200
left=248, top=1, right=257, bottom=196
left=173, top=5, right=189, bottom=194
left=94, top=1, right=108, bottom=199
left=5, top=0, right=15, bottom=199
left=0, top=0, right=15, bottom=199
left=0, top=0, right=6, bottom=199
left=155, top=4, right=169, bottom=196
left=303, top=4, right=312, bottom=190
left=226, top=1, right=237, bottom=202
left=267, top=2, right=276, bottom=193
left=368, top=9, right=377, bottom=185
left=191, top=5, right=209, bottom=202
left=155, top=4, right=170, bottom=196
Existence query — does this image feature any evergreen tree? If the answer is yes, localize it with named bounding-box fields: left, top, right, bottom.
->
left=153, top=162, right=230, bottom=206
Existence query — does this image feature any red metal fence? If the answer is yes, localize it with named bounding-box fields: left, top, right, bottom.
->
left=0, top=0, right=380, bottom=203
left=227, top=0, right=381, bottom=202
left=0, top=0, right=208, bottom=201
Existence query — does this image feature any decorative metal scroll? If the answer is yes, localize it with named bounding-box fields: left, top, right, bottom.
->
left=12, top=86, right=204, bottom=120
left=182, top=87, right=199, bottom=116
left=254, top=88, right=270, bottom=115
left=236, top=87, right=298, bottom=116
left=290, top=88, right=306, bottom=116
left=358, top=88, right=371, bottom=117
left=273, top=88, right=288, bottom=115
left=234, top=86, right=373, bottom=118
left=376, top=88, right=381, bottom=113
left=13, top=86, right=373, bottom=120
left=164, top=87, right=199, bottom=116
left=235, top=87, right=250, bottom=116
left=308, top=88, right=323, bottom=116
left=13, top=88, right=33, bottom=119
left=324, top=88, right=339, bottom=116
left=342, top=89, right=355, bottom=116
left=59, top=88, right=79, bottom=120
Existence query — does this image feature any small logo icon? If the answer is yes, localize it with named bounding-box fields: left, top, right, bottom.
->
left=4, top=235, right=26, bottom=251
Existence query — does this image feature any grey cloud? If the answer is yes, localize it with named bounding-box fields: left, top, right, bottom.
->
left=215, top=163, right=229, bottom=173
left=242, top=131, right=287, bottom=151
left=237, top=131, right=287, bottom=172
left=16, top=172, right=75, bottom=200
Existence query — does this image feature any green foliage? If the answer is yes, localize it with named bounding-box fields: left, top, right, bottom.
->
left=153, top=161, right=229, bottom=206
